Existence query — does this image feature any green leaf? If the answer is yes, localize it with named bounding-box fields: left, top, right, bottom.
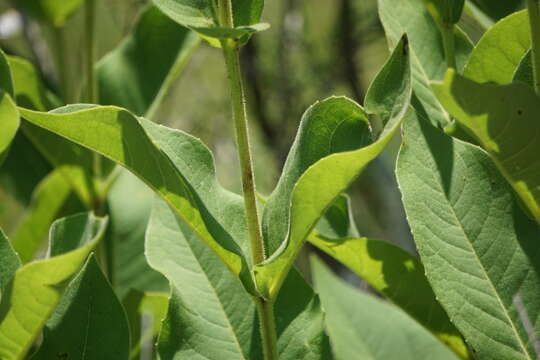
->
left=146, top=199, right=331, bottom=360
left=421, top=0, right=465, bottom=27
left=108, top=170, right=167, bottom=298
left=122, top=290, right=168, bottom=359
left=257, top=36, right=412, bottom=300
left=378, top=0, right=473, bottom=127
left=0, top=213, right=107, bottom=360
left=0, top=49, right=13, bottom=97
left=11, top=169, right=81, bottom=263
left=469, top=0, right=524, bottom=21
left=463, top=10, right=530, bottom=85
left=19, top=105, right=254, bottom=292
left=513, top=50, right=533, bottom=87
left=433, top=70, right=540, bottom=224
left=0, top=229, right=20, bottom=299
left=0, top=92, right=19, bottom=167
left=312, top=257, right=460, bottom=360
left=15, top=0, right=83, bottom=26
left=97, top=5, right=201, bottom=117
left=308, top=197, right=469, bottom=359
left=396, top=109, right=540, bottom=359
left=152, top=0, right=264, bottom=32
left=32, top=255, right=130, bottom=360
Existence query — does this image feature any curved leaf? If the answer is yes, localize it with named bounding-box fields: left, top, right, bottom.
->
left=397, top=110, right=540, bottom=359
left=433, top=70, right=540, bottom=223
left=421, top=0, right=465, bottom=27
left=378, top=0, right=473, bottom=127
left=32, top=256, right=130, bottom=360
left=11, top=169, right=81, bottom=263
left=0, top=92, right=19, bottom=167
left=257, top=36, right=412, bottom=300
left=469, top=0, right=524, bottom=21
left=152, top=0, right=264, bottom=35
left=97, top=5, right=201, bottom=117
left=0, top=213, right=107, bottom=360
left=146, top=199, right=330, bottom=360
left=312, top=258, right=460, bottom=360
left=19, top=105, right=254, bottom=291
left=0, top=230, right=20, bottom=299
left=464, top=10, right=530, bottom=84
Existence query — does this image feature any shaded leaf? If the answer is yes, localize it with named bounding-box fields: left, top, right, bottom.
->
left=469, top=0, right=524, bottom=21
left=312, top=257, right=460, bottom=360
left=147, top=199, right=330, bottom=360
left=421, top=0, right=465, bottom=27
left=396, top=109, right=540, bottom=359
left=463, top=10, right=530, bottom=84
left=33, top=255, right=130, bottom=360
left=0, top=229, right=20, bottom=299
left=15, top=0, right=83, bottom=26
left=433, top=70, right=540, bottom=223
left=20, top=105, right=254, bottom=291
left=378, top=0, right=473, bottom=127
left=0, top=213, right=107, bottom=360
left=257, top=36, right=411, bottom=300
left=97, top=5, right=201, bottom=117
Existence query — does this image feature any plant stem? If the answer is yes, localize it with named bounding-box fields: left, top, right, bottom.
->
left=441, top=24, right=456, bottom=70
left=528, top=0, right=540, bottom=95
left=218, top=1, right=278, bottom=359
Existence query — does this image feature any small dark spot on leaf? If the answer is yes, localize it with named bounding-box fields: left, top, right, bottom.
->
left=517, top=109, right=523, bottom=116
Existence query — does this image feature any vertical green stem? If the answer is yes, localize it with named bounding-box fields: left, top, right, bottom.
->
left=528, top=0, right=540, bottom=95
left=441, top=24, right=456, bottom=70
left=218, top=1, right=278, bottom=359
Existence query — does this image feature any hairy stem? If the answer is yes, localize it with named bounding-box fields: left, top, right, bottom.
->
left=218, top=1, right=278, bottom=359
left=528, top=0, right=540, bottom=95
left=441, top=24, right=456, bottom=70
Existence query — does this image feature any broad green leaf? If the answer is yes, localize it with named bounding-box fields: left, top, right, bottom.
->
left=33, top=255, right=130, bottom=360
left=312, top=258, right=460, bottom=360
left=10, top=169, right=81, bottom=263
left=108, top=170, right=167, bottom=298
left=7, top=56, right=104, bottom=207
left=0, top=213, right=107, bottom=360
left=20, top=105, right=254, bottom=292
left=464, top=11, right=530, bottom=84
left=122, top=290, right=168, bottom=359
left=257, top=37, right=412, bottom=300
left=396, top=109, right=540, bottom=359
left=378, top=0, right=473, bottom=127
left=152, top=0, right=264, bottom=38
left=15, top=0, right=83, bottom=26
left=0, top=230, right=20, bottom=299
left=0, top=92, right=19, bottom=167
left=469, top=0, right=524, bottom=20
left=146, top=199, right=331, bottom=360
left=97, top=5, right=201, bottom=117
left=433, top=70, right=540, bottom=223
left=421, top=0, right=465, bottom=27
left=308, top=198, right=469, bottom=359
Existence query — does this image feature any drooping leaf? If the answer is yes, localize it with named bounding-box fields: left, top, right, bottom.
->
left=0, top=92, right=19, bottom=167
left=0, top=213, right=107, bottom=360
left=378, top=0, right=473, bottom=127
left=20, top=105, right=254, bottom=291
left=309, top=198, right=469, bottom=359
left=146, top=199, right=331, bottom=360
left=469, top=0, right=524, bottom=21
left=15, top=0, right=83, bottom=27
left=433, top=70, right=540, bottom=224
left=312, top=257, right=460, bottom=360
left=108, top=170, right=167, bottom=298
left=463, top=10, right=530, bottom=84
left=97, top=5, right=201, bottom=117
left=396, top=109, right=540, bottom=359
left=421, top=0, right=465, bottom=27
left=11, top=169, right=81, bottom=263
left=152, top=0, right=264, bottom=39
left=32, top=255, right=130, bottom=360
left=257, top=36, right=412, bottom=300
left=0, top=230, right=20, bottom=299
